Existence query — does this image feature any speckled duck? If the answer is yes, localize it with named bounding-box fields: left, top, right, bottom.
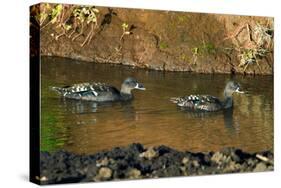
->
left=170, top=81, right=244, bottom=112
left=51, top=77, right=145, bottom=102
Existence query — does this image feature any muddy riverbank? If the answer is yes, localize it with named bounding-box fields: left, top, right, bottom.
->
left=31, top=3, right=274, bottom=75
left=38, top=143, right=273, bottom=184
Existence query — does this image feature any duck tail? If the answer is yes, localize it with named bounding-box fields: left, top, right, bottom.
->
left=170, top=97, right=180, bottom=103
left=50, top=86, right=65, bottom=95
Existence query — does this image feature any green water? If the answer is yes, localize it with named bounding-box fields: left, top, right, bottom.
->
left=41, top=56, right=273, bottom=154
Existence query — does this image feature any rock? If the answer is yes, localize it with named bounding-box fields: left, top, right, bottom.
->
left=253, top=163, right=267, bottom=172
left=36, top=176, right=48, bottom=182
left=96, top=157, right=109, bottom=167
left=192, top=160, right=200, bottom=168
left=182, top=157, right=189, bottom=165
left=139, top=147, right=158, bottom=160
left=223, top=161, right=241, bottom=172
left=39, top=144, right=274, bottom=184
left=126, top=168, right=142, bottom=179
left=94, top=167, right=112, bottom=181
left=164, top=165, right=182, bottom=177
left=211, top=152, right=231, bottom=166
left=128, top=143, right=145, bottom=153
left=156, top=145, right=173, bottom=156
left=211, top=152, right=225, bottom=165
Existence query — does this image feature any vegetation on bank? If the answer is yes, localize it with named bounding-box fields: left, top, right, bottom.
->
left=31, top=4, right=100, bottom=47
left=223, top=22, right=273, bottom=72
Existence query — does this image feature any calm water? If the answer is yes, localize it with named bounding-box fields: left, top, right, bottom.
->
left=41, top=57, right=273, bottom=154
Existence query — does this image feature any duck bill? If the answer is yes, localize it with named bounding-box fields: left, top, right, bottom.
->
left=235, top=88, right=244, bottom=94
left=135, top=83, right=146, bottom=90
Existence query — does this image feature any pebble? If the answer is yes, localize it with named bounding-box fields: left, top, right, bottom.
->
left=96, top=157, right=109, bottom=167
left=139, top=147, right=158, bottom=160
left=126, top=168, right=142, bottom=179
left=182, top=157, right=189, bottom=165
left=253, top=162, right=267, bottom=172
left=94, top=167, right=112, bottom=181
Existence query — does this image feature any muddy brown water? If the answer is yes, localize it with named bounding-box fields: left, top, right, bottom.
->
left=41, top=56, right=273, bottom=154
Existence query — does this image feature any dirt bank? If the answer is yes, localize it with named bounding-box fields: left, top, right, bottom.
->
left=31, top=3, right=274, bottom=75
left=38, top=143, right=273, bottom=184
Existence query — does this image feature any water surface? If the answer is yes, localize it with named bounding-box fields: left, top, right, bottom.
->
left=41, top=57, right=273, bottom=154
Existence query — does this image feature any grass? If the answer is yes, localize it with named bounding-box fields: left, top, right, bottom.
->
left=159, top=41, right=169, bottom=50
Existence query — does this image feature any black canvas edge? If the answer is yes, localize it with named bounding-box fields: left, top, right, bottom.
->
left=29, top=3, right=41, bottom=185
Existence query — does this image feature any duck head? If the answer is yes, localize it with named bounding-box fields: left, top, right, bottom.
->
left=224, top=81, right=244, bottom=97
left=120, top=77, right=146, bottom=95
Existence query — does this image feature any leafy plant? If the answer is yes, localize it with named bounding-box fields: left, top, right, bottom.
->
left=55, top=5, right=100, bottom=46
left=120, top=22, right=131, bottom=41
left=34, top=3, right=51, bottom=26
left=50, top=4, right=63, bottom=23
left=191, top=47, right=199, bottom=55
left=40, top=4, right=63, bottom=30
left=238, top=48, right=269, bottom=72
left=201, top=42, right=216, bottom=54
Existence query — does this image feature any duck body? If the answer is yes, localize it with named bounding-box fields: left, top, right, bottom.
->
left=170, top=81, right=243, bottom=112
left=51, top=77, right=145, bottom=102
left=170, top=95, right=223, bottom=112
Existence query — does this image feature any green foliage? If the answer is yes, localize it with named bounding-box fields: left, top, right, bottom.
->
left=180, top=53, right=189, bottom=63
left=191, top=47, right=199, bottom=55
left=177, top=14, right=189, bottom=23
left=238, top=48, right=269, bottom=71
left=201, top=42, right=216, bottom=54
left=73, top=6, right=99, bottom=24
left=159, top=41, right=169, bottom=49
left=191, top=42, right=216, bottom=56
left=120, top=22, right=131, bottom=40
left=63, top=23, right=72, bottom=31
left=31, top=3, right=101, bottom=46
left=239, top=49, right=256, bottom=65
left=223, top=22, right=273, bottom=72
left=122, top=23, right=129, bottom=30
left=33, top=3, right=51, bottom=26
left=50, top=4, right=63, bottom=23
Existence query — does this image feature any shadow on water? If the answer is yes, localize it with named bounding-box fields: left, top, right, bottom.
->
left=40, top=56, right=273, bottom=154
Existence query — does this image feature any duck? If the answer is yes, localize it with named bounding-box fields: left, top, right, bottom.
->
left=51, top=77, right=145, bottom=102
left=170, top=81, right=244, bottom=112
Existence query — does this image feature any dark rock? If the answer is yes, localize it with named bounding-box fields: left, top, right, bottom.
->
left=156, top=145, right=173, bottom=156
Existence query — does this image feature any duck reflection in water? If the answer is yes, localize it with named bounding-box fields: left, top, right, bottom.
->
left=178, top=107, right=239, bottom=134
left=58, top=98, right=138, bottom=125
left=223, top=107, right=239, bottom=134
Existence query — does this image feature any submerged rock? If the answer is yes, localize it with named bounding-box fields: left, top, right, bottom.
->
left=39, top=143, right=274, bottom=184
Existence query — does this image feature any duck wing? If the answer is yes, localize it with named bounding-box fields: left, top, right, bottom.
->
left=171, top=95, right=223, bottom=112
left=51, top=82, right=120, bottom=100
